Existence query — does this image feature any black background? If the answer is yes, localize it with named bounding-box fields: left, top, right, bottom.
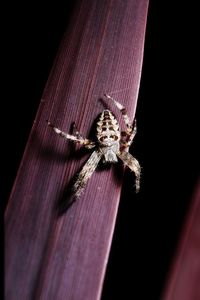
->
left=3, top=1, right=199, bottom=299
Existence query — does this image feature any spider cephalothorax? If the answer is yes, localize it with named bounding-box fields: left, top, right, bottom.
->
left=47, top=94, right=141, bottom=198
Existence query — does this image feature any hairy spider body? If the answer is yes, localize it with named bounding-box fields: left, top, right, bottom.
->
left=47, top=94, right=141, bottom=199
left=97, top=110, right=120, bottom=163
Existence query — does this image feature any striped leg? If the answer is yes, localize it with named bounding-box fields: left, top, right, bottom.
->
left=104, top=94, right=136, bottom=149
left=73, top=150, right=102, bottom=197
left=47, top=121, right=95, bottom=149
left=121, top=119, right=137, bottom=150
left=104, top=94, right=132, bottom=132
left=117, top=151, right=141, bottom=192
left=72, top=122, right=84, bottom=140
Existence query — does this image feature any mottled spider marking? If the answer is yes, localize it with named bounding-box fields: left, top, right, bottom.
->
left=97, top=110, right=120, bottom=142
left=96, top=110, right=121, bottom=163
left=47, top=94, right=141, bottom=200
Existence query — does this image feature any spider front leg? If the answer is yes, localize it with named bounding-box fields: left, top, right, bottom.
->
left=47, top=121, right=95, bottom=149
left=120, top=119, right=137, bottom=151
left=72, top=122, right=84, bottom=140
left=104, top=94, right=136, bottom=150
left=104, top=93, right=132, bottom=130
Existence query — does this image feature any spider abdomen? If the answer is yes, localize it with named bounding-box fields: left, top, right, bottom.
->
left=97, top=110, right=120, bottom=143
left=97, top=110, right=120, bottom=162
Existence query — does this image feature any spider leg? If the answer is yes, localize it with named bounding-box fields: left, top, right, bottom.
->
left=47, top=121, right=95, bottom=149
left=73, top=150, right=102, bottom=197
left=72, top=122, right=84, bottom=140
left=118, top=151, right=141, bottom=192
left=104, top=94, right=137, bottom=150
left=120, top=119, right=137, bottom=151
left=104, top=93, right=132, bottom=133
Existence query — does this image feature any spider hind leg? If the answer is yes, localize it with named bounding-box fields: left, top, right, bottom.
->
left=118, top=151, right=141, bottom=192
left=73, top=150, right=102, bottom=197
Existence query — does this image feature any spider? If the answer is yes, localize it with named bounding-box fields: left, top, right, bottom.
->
left=47, top=94, right=141, bottom=199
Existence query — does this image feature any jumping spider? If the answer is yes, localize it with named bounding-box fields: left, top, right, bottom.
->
left=47, top=94, right=141, bottom=198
